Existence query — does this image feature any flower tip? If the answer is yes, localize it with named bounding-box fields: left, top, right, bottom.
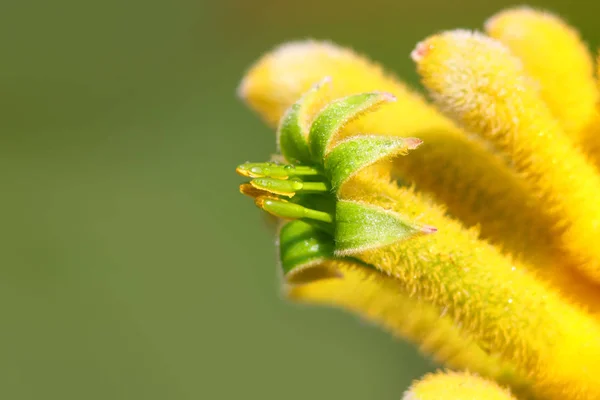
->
left=411, top=30, right=481, bottom=63
left=239, top=183, right=266, bottom=198
left=484, top=5, right=551, bottom=33
left=410, top=41, right=431, bottom=63
left=254, top=195, right=271, bottom=210
left=320, top=75, right=333, bottom=85
left=413, top=30, right=494, bottom=60
left=235, top=164, right=251, bottom=177
left=413, top=29, right=519, bottom=100
left=380, top=91, right=397, bottom=102
left=421, top=224, right=438, bottom=234
left=403, top=372, right=518, bottom=400
left=484, top=6, right=532, bottom=30
left=406, top=137, right=424, bottom=150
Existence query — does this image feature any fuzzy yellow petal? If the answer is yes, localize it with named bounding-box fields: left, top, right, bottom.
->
left=286, top=260, right=532, bottom=397
left=403, top=371, right=517, bottom=400
left=239, top=40, right=561, bottom=268
left=485, top=7, right=597, bottom=137
left=414, top=30, right=600, bottom=285
left=238, top=40, right=453, bottom=139
left=341, top=169, right=600, bottom=400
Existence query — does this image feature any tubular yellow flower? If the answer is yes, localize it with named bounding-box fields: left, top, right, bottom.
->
left=485, top=7, right=598, bottom=137
left=403, top=371, right=517, bottom=400
left=236, top=6, right=600, bottom=400
left=286, top=259, right=532, bottom=397
left=413, top=30, right=600, bottom=285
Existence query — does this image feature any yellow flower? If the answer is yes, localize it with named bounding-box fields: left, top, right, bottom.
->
left=236, top=6, right=600, bottom=400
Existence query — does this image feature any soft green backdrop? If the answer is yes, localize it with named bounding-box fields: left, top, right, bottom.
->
left=0, top=0, right=596, bottom=399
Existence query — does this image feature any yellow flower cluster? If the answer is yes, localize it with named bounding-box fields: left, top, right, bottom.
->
left=238, top=6, right=600, bottom=400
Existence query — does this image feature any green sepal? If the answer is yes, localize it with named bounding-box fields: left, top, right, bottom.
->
left=324, top=135, right=422, bottom=194
left=308, top=92, right=395, bottom=163
left=334, top=200, right=434, bottom=256
left=279, top=220, right=335, bottom=276
left=277, top=78, right=331, bottom=164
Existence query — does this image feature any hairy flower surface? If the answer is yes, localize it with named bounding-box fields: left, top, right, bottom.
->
left=236, top=6, right=600, bottom=400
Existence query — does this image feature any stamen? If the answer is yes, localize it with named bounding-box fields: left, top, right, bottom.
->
left=236, top=162, right=322, bottom=179
left=239, top=183, right=268, bottom=198
left=250, top=178, right=330, bottom=197
left=255, top=196, right=334, bottom=223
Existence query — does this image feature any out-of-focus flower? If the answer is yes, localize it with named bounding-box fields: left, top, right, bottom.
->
left=236, top=6, right=600, bottom=400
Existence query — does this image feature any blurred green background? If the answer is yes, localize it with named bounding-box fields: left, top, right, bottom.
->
left=0, top=0, right=596, bottom=398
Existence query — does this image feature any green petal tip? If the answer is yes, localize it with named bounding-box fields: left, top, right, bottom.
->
left=308, top=92, right=397, bottom=163
left=277, top=77, right=332, bottom=164
left=325, top=136, right=422, bottom=193
left=334, top=200, right=435, bottom=256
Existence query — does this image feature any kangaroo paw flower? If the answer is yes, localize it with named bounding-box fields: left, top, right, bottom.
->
left=236, top=6, right=600, bottom=400
left=236, top=38, right=581, bottom=297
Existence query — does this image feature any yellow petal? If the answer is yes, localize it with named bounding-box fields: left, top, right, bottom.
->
left=403, top=371, right=517, bottom=400
left=286, top=259, right=532, bottom=397
left=238, top=40, right=450, bottom=136
left=485, top=7, right=597, bottom=137
left=414, top=30, right=600, bottom=285
left=341, top=169, right=600, bottom=400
